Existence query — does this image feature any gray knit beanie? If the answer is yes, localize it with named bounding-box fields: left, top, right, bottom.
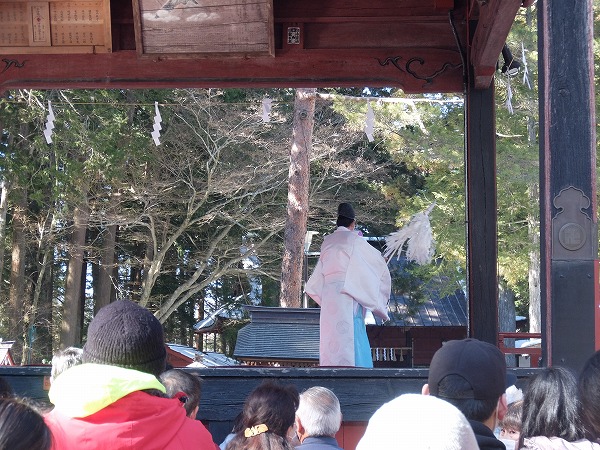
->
left=82, top=300, right=166, bottom=377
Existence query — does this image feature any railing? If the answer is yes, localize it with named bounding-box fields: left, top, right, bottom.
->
left=371, top=347, right=412, bottom=363
left=498, top=332, right=542, bottom=367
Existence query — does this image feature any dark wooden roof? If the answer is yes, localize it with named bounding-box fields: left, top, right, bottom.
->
left=0, top=0, right=530, bottom=93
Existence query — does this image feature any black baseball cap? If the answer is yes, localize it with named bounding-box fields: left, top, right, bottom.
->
left=428, top=338, right=507, bottom=401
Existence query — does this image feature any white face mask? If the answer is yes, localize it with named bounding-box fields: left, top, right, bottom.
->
left=499, top=438, right=516, bottom=450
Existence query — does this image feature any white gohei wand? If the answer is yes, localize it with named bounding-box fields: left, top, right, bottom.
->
left=384, top=203, right=436, bottom=265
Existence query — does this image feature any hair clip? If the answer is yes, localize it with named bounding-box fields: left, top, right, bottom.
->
left=244, top=424, right=269, bottom=438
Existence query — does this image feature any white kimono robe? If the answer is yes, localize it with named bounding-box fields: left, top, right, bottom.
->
left=305, top=227, right=391, bottom=367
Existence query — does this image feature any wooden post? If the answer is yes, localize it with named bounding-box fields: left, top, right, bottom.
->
left=465, top=81, right=499, bottom=345
left=538, top=0, right=598, bottom=371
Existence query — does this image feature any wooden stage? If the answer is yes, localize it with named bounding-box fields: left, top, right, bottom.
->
left=0, top=365, right=539, bottom=448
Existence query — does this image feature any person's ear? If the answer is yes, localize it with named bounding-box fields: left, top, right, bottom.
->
left=188, top=405, right=199, bottom=420
left=295, top=416, right=305, bottom=440
left=497, top=393, right=508, bottom=421
left=422, top=384, right=431, bottom=395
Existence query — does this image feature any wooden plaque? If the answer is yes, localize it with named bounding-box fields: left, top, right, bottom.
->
left=133, top=0, right=274, bottom=58
left=0, top=0, right=111, bottom=54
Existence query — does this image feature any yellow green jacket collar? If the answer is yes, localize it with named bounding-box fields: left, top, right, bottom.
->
left=49, top=363, right=166, bottom=418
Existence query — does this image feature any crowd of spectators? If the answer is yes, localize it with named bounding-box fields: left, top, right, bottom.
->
left=2, top=301, right=600, bottom=450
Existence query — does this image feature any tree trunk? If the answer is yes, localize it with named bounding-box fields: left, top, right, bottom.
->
left=95, top=224, right=117, bottom=313
left=0, top=180, right=9, bottom=300
left=139, top=236, right=155, bottom=305
left=280, top=88, right=316, bottom=308
left=196, top=298, right=204, bottom=351
left=60, top=195, right=90, bottom=347
left=8, top=187, right=28, bottom=364
left=36, top=261, right=54, bottom=363
left=528, top=182, right=541, bottom=333
left=498, top=279, right=516, bottom=367
left=23, top=245, right=53, bottom=364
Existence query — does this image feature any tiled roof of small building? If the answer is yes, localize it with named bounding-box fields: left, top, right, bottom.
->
left=232, top=291, right=467, bottom=364
left=233, top=307, right=319, bottom=361
left=166, top=343, right=240, bottom=367
left=389, top=290, right=468, bottom=327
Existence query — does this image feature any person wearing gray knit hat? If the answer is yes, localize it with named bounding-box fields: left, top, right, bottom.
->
left=82, top=300, right=166, bottom=377
left=45, top=300, right=217, bottom=449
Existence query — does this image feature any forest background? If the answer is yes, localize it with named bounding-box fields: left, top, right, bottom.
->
left=0, top=3, right=598, bottom=364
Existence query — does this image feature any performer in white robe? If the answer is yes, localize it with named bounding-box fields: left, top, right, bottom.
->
left=305, top=203, right=391, bottom=367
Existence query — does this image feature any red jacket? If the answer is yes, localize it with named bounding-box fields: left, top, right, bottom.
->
left=45, top=364, right=217, bottom=450
left=47, top=391, right=217, bottom=450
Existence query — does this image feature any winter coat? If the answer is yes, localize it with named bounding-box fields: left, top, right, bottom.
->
left=521, top=437, right=600, bottom=450
left=297, top=436, right=343, bottom=450
left=469, top=420, right=507, bottom=450
left=45, top=363, right=217, bottom=450
left=305, top=226, right=390, bottom=367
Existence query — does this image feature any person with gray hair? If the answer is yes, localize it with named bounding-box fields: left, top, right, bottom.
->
left=50, top=347, right=83, bottom=383
left=159, top=369, right=202, bottom=419
left=294, top=386, right=343, bottom=450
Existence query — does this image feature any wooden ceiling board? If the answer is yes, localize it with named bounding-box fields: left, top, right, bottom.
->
left=302, top=22, right=458, bottom=50
left=133, top=0, right=274, bottom=57
left=0, top=0, right=112, bottom=54
left=275, top=0, right=453, bottom=19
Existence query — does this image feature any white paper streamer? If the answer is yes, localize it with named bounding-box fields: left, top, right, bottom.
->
left=506, top=76, right=514, bottom=115
left=364, top=102, right=375, bottom=142
left=521, top=41, right=531, bottom=90
left=261, top=98, right=272, bottom=122
left=151, top=101, right=162, bottom=146
left=43, top=101, right=55, bottom=144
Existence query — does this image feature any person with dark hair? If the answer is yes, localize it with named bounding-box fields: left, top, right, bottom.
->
left=50, top=347, right=82, bottom=383
left=422, top=338, right=508, bottom=450
left=44, top=300, right=217, bottom=449
left=295, top=386, right=343, bottom=450
left=520, top=366, right=595, bottom=449
left=579, top=350, right=600, bottom=445
left=159, top=369, right=202, bottom=419
left=0, top=377, right=12, bottom=399
left=220, top=413, right=244, bottom=450
left=0, top=397, right=52, bottom=450
left=305, top=202, right=391, bottom=367
left=225, top=381, right=299, bottom=450
left=498, top=400, right=522, bottom=450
